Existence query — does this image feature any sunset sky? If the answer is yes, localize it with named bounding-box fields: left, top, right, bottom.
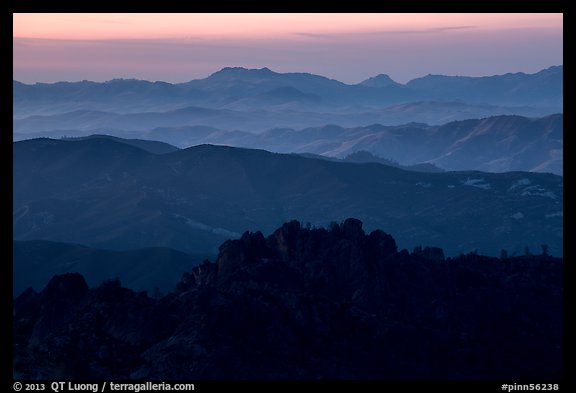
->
left=13, top=13, right=563, bottom=84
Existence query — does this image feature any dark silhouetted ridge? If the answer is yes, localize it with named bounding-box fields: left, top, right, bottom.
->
left=13, top=219, right=562, bottom=380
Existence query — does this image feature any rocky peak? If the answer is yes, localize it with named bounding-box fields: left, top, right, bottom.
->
left=271, top=220, right=301, bottom=261
left=42, top=273, right=89, bottom=301
left=365, top=229, right=398, bottom=260
left=359, top=73, right=400, bottom=88
left=211, top=218, right=399, bottom=302
left=216, top=239, right=247, bottom=284
left=341, top=217, right=364, bottom=240
left=208, top=66, right=277, bottom=81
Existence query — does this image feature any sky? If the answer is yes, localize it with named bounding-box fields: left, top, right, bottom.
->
left=13, top=13, right=563, bottom=84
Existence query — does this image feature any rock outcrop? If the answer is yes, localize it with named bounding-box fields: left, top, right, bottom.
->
left=13, top=219, right=563, bottom=380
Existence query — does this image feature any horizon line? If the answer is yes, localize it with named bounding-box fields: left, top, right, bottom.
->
left=12, top=64, right=563, bottom=86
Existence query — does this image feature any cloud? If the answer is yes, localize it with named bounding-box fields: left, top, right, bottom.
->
left=373, top=26, right=478, bottom=34
left=430, top=25, right=476, bottom=32
left=292, top=32, right=337, bottom=39
left=294, top=25, right=477, bottom=40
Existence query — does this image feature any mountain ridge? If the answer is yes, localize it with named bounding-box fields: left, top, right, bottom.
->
left=14, top=66, right=562, bottom=118
left=17, top=113, right=560, bottom=175
left=14, top=65, right=562, bottom=89
left=13, top=137, right=563, bottom=257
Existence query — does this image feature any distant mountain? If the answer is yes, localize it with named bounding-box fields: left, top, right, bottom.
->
left=359, top=73, right=401, bottom=88
left=14, top=100, right=556, bottom=135
left=13, top=138, right=563, bottom=256
left=14, top=66, right=562, bottom=122
left=181, top=66, right=348, bottom=104
left=13, top=106, right=370, bottom=134
left=14, top=219, right=562, bottom=379
left=375, top=100, right=551, bottom=125
left=208, top=113, right=562, bottom=175
left=281, top=114, right=562, bottom=175
left=13, top=240, right=206, bottom=296
left=21, top=114, right=559, bottom=175
left=13, top=107, right=255, bottom=133
left=406, top=66, right=563, bottom=108
left=12, top=78, right=203, bottom=117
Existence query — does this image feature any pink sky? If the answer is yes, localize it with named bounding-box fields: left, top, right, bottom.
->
left=13, top=13, right=563, bottom=84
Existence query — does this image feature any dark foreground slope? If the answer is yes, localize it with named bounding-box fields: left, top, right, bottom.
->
left=13, top=219, right=563, bottom=380
left=13, top=138, right=563, bottom=256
